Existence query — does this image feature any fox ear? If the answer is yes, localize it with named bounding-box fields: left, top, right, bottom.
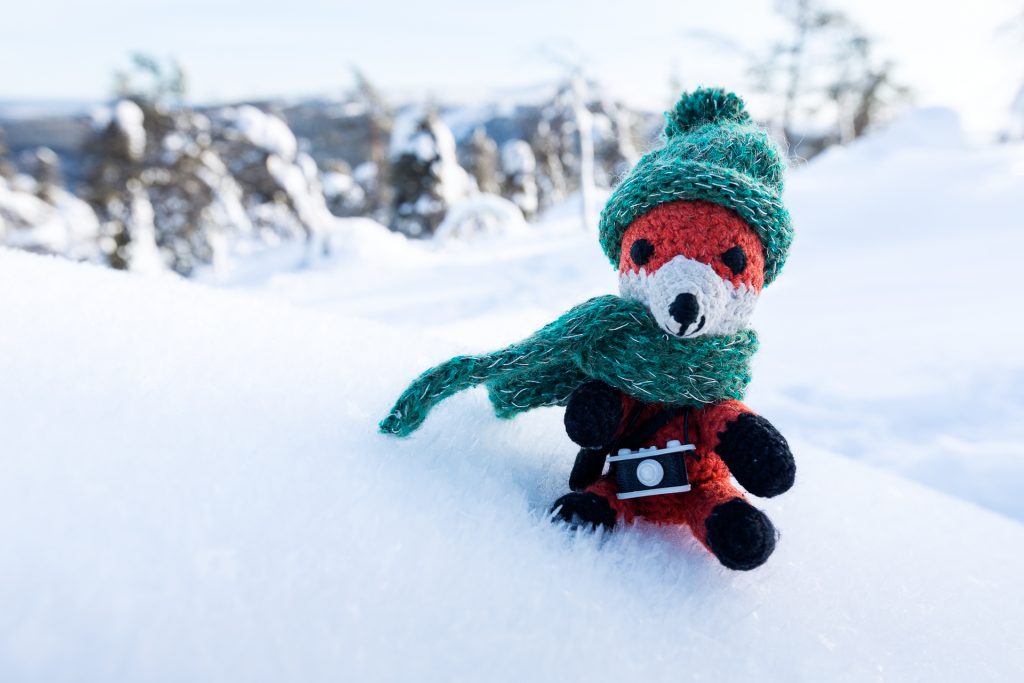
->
left=664, top=88, right=750, bottom=139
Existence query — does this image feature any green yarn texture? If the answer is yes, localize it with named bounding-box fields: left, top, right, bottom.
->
left=598, top=87, right=793, bottom=284
left=379, top=295, right=757, bottom=438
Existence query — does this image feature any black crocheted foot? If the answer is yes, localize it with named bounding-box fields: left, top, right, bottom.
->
left=716, top=413, right=796, bottom=498
left=551, top=492, right=617, bottom=532
left=705, top=498, right=777, bottom=571
left=564, top=381, right=622, bottom=450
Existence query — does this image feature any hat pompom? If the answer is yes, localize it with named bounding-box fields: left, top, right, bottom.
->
left=665, top=88, right=750, bottom=138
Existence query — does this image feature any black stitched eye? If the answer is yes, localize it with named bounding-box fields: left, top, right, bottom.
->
left=721, top=246, right=747, bottom=275
left=630, top=239, right=654, bottom=267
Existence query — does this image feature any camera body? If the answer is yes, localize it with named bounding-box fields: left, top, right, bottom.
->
left=609, top=440, right=693, bottom=500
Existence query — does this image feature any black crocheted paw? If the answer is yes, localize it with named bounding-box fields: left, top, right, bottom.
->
left=551, top=492, right=617, bottom=532
left=569, top=448, right=608, bottom=492
left=564, top=381, right=622, bottom=450
left=716, top=413, right=796, bottom=498
left=705, top=498, right=777, bottom=571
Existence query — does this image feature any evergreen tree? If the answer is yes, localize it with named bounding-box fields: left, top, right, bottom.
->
left=500, top=139, right=538, bottom=221
left=211, top=104, right=334, bottom=261
left=0, top=127, right=15, bottom=181
left=388, top=110, right=469, bottom=237
left=322, top=160, right=368, bottom=217
left=82, top=98, right=152, bottom=271
left=84, top=55, right=240, bottom=274
left=351, top=68, right=394, bottom=221
left=750, top=0, right=910, bottom=155
left=27, top=147, right=64, bottom=204
left=591, top=91, right=640, bottom=185
left=460, top=127, right=500, bottom=195
left=529, top=75, right=638, bottom=214
left=531, top=82, right=577, bottom=208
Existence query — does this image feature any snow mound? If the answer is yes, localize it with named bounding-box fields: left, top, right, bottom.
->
left=752, top=110, right=1024, bottom=521
left=1, top=248, right=1022, bottom=681
left=434, top=193, right=528, bottom=242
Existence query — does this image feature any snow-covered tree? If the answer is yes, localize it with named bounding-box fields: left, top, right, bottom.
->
left=388, top=110, right=469, bottom=237
left=114, top=53, right=187, bottom=112
left=350, top=68, right=393, bottom=220
left=82, top=99, right=157, bottom=271
left=212, top=104, right=333, bottom=256
left=532, top=75, right=634, bottom=227
left=571, top=76, right=597, bottom=230
left=322, top=160, right=368, bottom=217
left=531, top=83, right=579, bottom=209
left=94, top=102, right=245, bottom=275
left=591, top=92, right=640, bottom=185
left=79, top=54, right=253, bottom=273
left=25, top=147, right=63, bottom=203
left=750, top=0, right=910, bottom=155
left=1, top=146, right=101, bottom=262
left=500, top=139, right=538, bottom=221
left=0, top=127, right=13, bottom=181
left=460, top=127, right=500, bottom=195
left=530, top=75, right=641, bottom=217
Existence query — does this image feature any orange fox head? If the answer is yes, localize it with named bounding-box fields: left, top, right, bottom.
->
left=618, top=200, right=765, bottom=337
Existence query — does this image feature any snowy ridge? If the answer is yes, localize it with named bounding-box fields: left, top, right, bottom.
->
left=0, top=247, right=1022, bottom=681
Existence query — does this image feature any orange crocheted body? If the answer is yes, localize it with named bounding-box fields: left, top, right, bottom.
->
left=586, top=396, right=754, bottom=547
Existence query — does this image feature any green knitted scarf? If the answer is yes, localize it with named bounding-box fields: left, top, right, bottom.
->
left=378, top=295, right=757, bottom=437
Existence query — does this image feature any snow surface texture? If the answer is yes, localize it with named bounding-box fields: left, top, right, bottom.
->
left=2, top=109, right=1024, bottom=681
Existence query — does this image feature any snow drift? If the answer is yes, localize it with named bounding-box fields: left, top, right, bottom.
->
left=0, top=254, right=1022, bottom=681
left=1, top=108, right=1023, bottom=681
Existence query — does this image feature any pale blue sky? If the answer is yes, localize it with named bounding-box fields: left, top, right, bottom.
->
left=3, top=0, right=1021, bottom=132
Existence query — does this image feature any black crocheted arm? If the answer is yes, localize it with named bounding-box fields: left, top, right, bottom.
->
left=563, top=381, right=623, bottom=450
left=714, top=408, right=796, bottom=498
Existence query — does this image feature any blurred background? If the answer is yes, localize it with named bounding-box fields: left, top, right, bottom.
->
left=1, top=0, right=1021, bottom=273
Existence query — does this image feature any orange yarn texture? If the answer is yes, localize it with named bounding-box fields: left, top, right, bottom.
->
left=586, top=396, right=755, bottom=548
left=618, top=200, right=766, bottom=291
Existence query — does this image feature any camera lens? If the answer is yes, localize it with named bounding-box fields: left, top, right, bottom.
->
left=635, top=459, right=664, bottom=487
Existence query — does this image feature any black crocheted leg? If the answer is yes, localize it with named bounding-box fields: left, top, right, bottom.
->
left=716, top=414, right=796, bottom=498
left=551, top=492, right=617, bottom=532
left=705, top=498, right=777, bottom=571
left=564, top=381, right=622, bottom=450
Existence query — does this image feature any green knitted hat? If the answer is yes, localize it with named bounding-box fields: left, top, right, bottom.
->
left=598, top=87, right=793, bottom=284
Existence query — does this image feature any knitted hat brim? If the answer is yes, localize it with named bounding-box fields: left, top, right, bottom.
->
left=599, top=159, right=793, bottom=285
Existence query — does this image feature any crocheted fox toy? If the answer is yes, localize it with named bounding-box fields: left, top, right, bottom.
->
left=381, top=88, right=795, bottom=571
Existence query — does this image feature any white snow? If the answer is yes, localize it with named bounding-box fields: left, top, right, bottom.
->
left=266, top=152, right=333, bottom=237
left=112, top=100, right=146, bottom=161
left=1, top=107, right=1023, bottom=681
left=224, top=105, right=298, bottom=161
left=501, top=139, right=537, bottom=175
left=0, top=175, right=101, bottom=261
left=434, top=193, right=528, bottom=242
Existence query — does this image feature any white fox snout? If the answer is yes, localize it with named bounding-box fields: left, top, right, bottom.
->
left=619, top=255, right=758, bottom=337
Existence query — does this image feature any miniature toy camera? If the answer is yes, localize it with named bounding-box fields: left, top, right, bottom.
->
left=608, top=440, right=693, bottom=500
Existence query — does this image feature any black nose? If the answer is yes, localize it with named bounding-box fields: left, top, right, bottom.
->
left=669, top=293, right=700, bottom=331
